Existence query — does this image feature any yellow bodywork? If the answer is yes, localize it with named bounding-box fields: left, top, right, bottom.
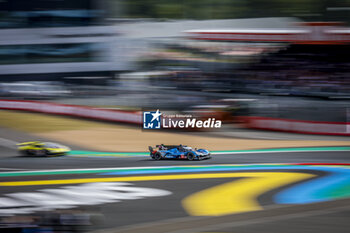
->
left=17, top=141, right=70, bottom=156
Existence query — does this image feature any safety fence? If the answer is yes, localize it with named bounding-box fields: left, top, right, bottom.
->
left=0, top=99, right=142, bottom=124
left=240, top=116, right=350, bottom=136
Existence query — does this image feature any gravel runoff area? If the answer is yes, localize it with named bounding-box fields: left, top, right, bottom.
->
left=0, top=110, right=349, bottom=152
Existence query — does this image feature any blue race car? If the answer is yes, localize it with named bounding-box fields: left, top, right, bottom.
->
left=148, top=144, right=211, bottom=161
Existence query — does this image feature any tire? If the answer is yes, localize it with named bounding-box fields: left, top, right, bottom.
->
left=20, top=150, right=30, bottom=156
left=35, top=149, right=47, bottom=157
left=187, top=153, right=195, bottom=161
left=25, top=149, right=36, bottom=156
left=154, top=152, right=162, bottom=160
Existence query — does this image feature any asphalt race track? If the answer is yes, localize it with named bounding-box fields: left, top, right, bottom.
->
left=1, top=142, right=350, bottom=233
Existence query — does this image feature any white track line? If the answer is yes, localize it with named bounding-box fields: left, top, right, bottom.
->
left=213, top=149, right=350, bottom=154
left=0, top=165, right=182, bottom=174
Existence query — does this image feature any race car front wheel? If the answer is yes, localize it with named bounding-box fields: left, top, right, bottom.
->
left=187, top=153, right=195, bottom=161
left=154, top=152, right=162, bottom=160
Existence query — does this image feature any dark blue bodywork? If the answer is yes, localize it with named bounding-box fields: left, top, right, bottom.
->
left=149, top=145, right=211, bottom=160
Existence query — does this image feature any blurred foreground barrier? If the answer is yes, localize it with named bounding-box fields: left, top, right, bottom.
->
left=0, top=99, right=142, bottom=124
left=240, top=116, right=350, bottom=136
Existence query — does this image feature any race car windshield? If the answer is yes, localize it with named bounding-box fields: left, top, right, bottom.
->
left=44, top=142, right=62, bottom=148
left=183, top=146, right=192, bottom=150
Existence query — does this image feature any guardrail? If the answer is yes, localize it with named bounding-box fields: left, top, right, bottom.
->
left=0, top=99, right=142, bottom=124
left=240, top=116, right=350, bottom=136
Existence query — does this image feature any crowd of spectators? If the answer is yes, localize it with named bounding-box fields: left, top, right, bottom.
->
left=235, top=44, right=350, bottom=97
left=152, top=44, right=350, bottom=98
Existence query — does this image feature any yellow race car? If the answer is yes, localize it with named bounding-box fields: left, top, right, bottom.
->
left=17, top=141, right=70, bottom=157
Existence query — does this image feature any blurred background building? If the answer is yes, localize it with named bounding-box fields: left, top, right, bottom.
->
left=0, top=0, right=349, bottom=134
left=0, top=0, right=134, bottom=84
